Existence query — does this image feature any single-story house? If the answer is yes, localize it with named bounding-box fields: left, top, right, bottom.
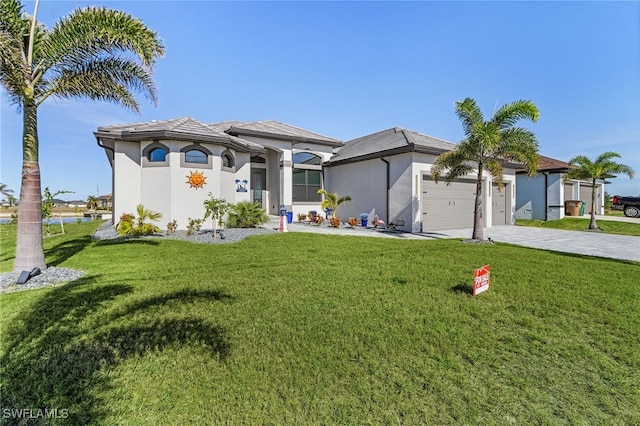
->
left=94, top=117, right=342, bottom=228
left=97, top=194, right=113, bottom=210
left=514, top=155, right=607, bottom=220
left=95, top=118, right=519, bottom=233
left=324, top=127, right=518, bottom=233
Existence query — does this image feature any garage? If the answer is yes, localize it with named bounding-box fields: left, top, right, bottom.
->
left=579, top=184, right=597, bottom=215
left=492, top=183, right=507, bottom=226
left=421, top=175, right=478, bottom=231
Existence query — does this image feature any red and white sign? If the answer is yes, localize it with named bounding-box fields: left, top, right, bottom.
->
left=473, top=264, right=491, bottom=296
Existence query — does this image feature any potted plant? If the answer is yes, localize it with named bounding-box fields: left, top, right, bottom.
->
left=360, top=213, right=369, bottom=227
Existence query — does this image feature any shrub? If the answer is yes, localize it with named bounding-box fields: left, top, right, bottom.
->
left=329, top=216, right=342, bottom=227
left=348, top=217, right=358, bottom=227
left=186, top=218, right=204, bottom=236
left=227, top=201, right=269, bottom=228
left=297, top=213, right=308, bottom=222
left=116, top=205, right=162, bottom=236
left=166, top=220, right=178, bottom=235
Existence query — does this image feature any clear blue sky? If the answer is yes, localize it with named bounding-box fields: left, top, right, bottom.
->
left=2, top=0, right=639, bottom=201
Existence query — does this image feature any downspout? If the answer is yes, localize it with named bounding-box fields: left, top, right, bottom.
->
left=96, top=137, right=116, bottom=225
left=381, top=156, right=390, bottom=220
left=543, top=172, right=548, bottom=221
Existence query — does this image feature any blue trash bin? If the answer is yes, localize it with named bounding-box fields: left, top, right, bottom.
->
left=286, top=211, right=293, bottom=223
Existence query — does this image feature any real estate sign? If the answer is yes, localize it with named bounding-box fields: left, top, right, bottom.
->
left=473, top=264, right=490, bottom=296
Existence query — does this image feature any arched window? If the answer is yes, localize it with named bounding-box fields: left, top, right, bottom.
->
left=292, top=152, right=322, bottom=202
left=148, top=148, right=167, bottom=162
left=185, top=149, right=208, bottom=164
left=180, top=144, right=212, bottom=168
left=142, top=141, right=170, bottom=167
left=221, top=150, right=235, bottom=169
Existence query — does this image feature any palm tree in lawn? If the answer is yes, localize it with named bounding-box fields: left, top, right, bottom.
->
left=431, top=97, right=540, bottom=241
left=0, top=183, right=15, bottom=205
left=565, top=152, right=634, bottom=230
left=0, top=0, right=164, bottom=272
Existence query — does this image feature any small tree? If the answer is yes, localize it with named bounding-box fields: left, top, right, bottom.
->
left=227, top=201, right=269, bottom=228
left=41, top=187, right=72, bottom=235
left=0, top=183, right=15, bottom=206
left=203, top=194, right=230, bottom=239
left=317, top=189, right=352, bottom=218
left=565, top=152, right=634, bottom=230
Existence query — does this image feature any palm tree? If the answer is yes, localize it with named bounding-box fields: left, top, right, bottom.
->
left=0, top=183, right=15, bottom=205
left=1, top=0, right=164, bottom=272
left=317, top=189, right=352, bottom=218
left=432, top=98, right=540, bottom=241
left=565, top=152, right=634, bottom=230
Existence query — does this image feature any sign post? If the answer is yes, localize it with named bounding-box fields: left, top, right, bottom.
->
left=473, top=264, right=491, bottom=296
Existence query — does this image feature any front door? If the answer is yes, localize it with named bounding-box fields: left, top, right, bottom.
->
left=251, top=168, right=267, bottom=208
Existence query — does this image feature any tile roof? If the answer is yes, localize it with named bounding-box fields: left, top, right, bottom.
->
left=95, top=117, right=264, bottom=153
left=327, top=127, right=458, bottom=165
left=226, top=120, right=343, bottom=147
left=516, top=155, right=574, bottom=173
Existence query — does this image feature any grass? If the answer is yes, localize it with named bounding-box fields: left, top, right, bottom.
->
left=1, top=222, right=639, bottom=424
left=516, top=217, right=640, bottom=236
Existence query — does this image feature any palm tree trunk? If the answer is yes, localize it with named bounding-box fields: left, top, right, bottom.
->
left=14, top=103, right=46, bottom=273
left=471, top=167, right=484, bottom=241
left=589, top=178, right=598, bottom=230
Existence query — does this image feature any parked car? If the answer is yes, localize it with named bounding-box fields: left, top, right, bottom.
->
left=611, top=195, right=640, bottom=217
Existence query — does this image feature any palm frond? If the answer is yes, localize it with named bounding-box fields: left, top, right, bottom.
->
left=491, top=99, right=539, bottom=130
left=485, top=160, right=504, bottom=187
left=455, top=98, right=484, bottom=139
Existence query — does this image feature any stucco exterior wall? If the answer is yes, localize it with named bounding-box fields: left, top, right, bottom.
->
left=515, top=174, right=545, bottom=220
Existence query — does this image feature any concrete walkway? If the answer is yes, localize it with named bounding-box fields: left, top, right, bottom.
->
left=270, top=216, right=640, bottom=262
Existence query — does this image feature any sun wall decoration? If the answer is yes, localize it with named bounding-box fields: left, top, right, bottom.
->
left=186, top=170, right=207, bottom=189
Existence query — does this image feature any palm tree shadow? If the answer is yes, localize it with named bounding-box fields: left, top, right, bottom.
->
left=0, top=276, right=232, bottom=425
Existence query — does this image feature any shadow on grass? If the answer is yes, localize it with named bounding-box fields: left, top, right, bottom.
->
left=0, top=276, right=232, bottom=425
left=450, top=283, right=473, bottom=296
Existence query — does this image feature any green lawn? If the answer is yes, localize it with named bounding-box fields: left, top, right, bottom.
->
left=1, top=222, right=639, bottom=425
left=516, top=217, right=640, bottom=236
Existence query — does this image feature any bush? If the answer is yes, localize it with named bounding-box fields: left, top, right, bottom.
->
left=227, top=201, right=269, bottom=228
left=329, top=217, right=342, bottom=227
left=186, top=218, right=204, bottom=236
left=116, top=205, right=162, bottom=236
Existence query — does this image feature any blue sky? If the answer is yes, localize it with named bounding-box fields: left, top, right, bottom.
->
left=1, top=0, right=639, bottom=201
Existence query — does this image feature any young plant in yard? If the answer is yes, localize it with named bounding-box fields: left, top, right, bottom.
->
left=203, top=194, right=230, bottom=238
left=41, top=187, right=72, bottom=235
left=564, top=152, right=634, bottom=230
left=166, top=220, right=178, bottom=235
left=329, top=216, right=342, bottom=227
left=116, top=205, right=162, bottom=236
left=317, top=189, right=352, bottom=218
left=348, top=217, right=358, bottom=227
left=227, top=201, right=269, bottom=228
left=186, top=218, right=204, bottom=236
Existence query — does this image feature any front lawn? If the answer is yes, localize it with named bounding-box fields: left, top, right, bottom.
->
left=1, top=223, right=639, bottom=424
left=516, top=217, right=640, bottom=236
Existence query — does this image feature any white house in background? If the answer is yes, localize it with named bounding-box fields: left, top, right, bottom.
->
left=94, top=117, right=342, bottom=228
left=515, top=155, right=607, bottom=220
left=324, top=127, right=518, bottom=233
left=95, top=118, right=520, bottom=232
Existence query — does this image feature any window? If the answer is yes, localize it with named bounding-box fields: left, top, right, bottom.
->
left=221, top=151, right=235, bottom=168
left=292, top=152, right=322, bottom=202
left=142, top=141, right=170, bottom=167
left=149, top=148, right=167, bottom=162
left=180, top=144, right=212, bottom=168
left=185, top=149, right=207, bottom=164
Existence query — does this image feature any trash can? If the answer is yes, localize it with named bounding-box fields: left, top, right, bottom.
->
left=286, top=211, right=293, bottom=223
left=579, top=202, right=586, bottom=216
left=565, top=200, right=582, bottom=216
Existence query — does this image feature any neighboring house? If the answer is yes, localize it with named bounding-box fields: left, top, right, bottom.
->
left=67, top=200, right=88, bottom=208
left=515, top=155, right=607, bottom=220
left=97, top=194, right=112, bottom=210
left=324, top=127, right=519, bottom=233
left=94, top=117, right=342, bottom=229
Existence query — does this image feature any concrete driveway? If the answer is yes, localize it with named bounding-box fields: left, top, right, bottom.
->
left=423, top=226, right=640, bottom=262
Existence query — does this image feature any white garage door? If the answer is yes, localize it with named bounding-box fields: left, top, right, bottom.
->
left=492, top=184, right=507, bottom=226
left=421, top=175, right=477, bottom=231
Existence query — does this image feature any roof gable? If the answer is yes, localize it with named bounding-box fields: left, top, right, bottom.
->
left=327, top=127, right=457, bottom=165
